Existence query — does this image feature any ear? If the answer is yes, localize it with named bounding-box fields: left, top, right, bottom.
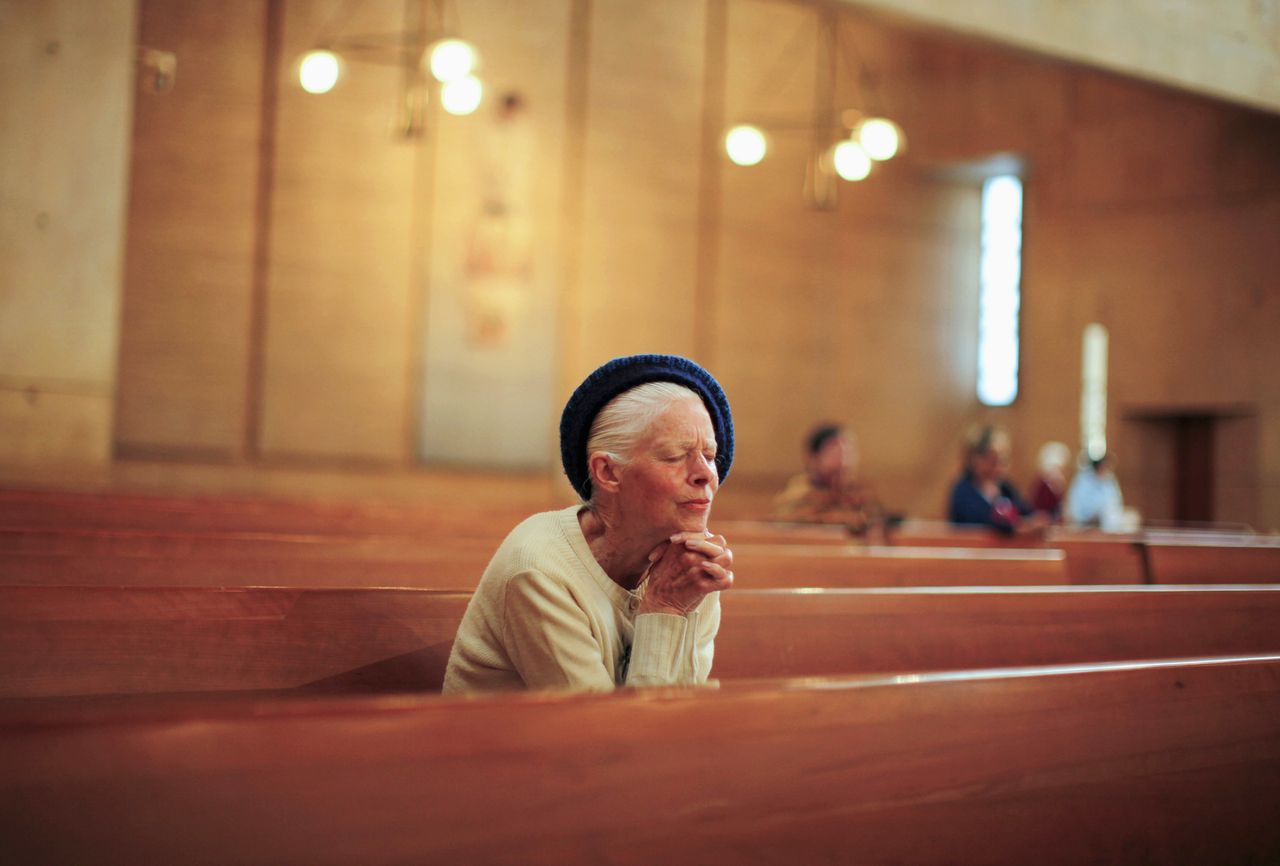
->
left=588, top=452, right=623, bottom=495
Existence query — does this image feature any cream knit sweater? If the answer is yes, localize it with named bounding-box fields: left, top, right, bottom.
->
left=442, top=505, right=720, bottom=693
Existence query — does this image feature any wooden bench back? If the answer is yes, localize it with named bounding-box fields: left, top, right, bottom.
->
left=732, top=543, right=1067, bottom=587
left=3, top=657, right=1278, bottom=865
left=1147, top=538, right=1280, bottom=584
left=0, top=489, right=852, bottom=546
left=0, top=535, right=1069, bottom=590
left=6, top=585, right=1279, bottom=700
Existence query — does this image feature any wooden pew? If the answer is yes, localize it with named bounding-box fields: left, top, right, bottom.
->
left=0, top=486, right=545, bottom=537
left=890, top=520, right=1149, bottom=584
left=3, top=657, right=1278, bottom=865
left=6, top=584, right=1278, bottom=699
left=0, top=532, right=1068, bottom=589
left=1046, top=533, right=1149, bottom=583
left=714, top=584, right=1280, bottom=678
left=732, top=544, right=1067, bottom=587
left=0, top=488, right=853, bottom=547
left=1146, top=536, right=1280, bottom=584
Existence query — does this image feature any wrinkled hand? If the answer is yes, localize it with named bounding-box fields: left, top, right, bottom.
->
left=639, top=530, right=734, bottom=617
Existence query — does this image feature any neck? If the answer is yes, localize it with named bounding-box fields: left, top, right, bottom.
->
left=579, top=504, right=662, bottom=591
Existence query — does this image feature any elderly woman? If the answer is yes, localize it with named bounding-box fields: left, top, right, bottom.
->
left=947, top=424, right=1046, bottom=537
left=443, top=354, right=735, bottom=692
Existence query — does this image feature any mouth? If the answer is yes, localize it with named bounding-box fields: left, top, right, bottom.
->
left=679, top=499, right=712, bottom=511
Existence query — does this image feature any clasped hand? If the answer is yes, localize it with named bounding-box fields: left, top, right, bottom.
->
left=638, top=531, right=733, bottom=617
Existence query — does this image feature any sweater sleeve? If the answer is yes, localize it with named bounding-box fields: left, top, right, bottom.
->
left=626, top=591, right=721, bottom=686
left=500, top=569, right=618, bottom=691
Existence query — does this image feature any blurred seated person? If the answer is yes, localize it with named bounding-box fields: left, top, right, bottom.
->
left=773, top=423, right=882, bottom=536
left=444, top=354, right=734, bottom=693
left=1029, top=441, right=1071, bottom=520
left=948, top=424, right=1047, bottom=537
left=1066, top=450, right=1125, bottom=530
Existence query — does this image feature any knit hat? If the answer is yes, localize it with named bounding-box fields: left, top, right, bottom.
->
left=560, top=354, right=734, bottom=501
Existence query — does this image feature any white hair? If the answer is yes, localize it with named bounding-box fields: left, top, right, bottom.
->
left=584, top=381, right=703, bottom=504
left=1037, top=441, right=1071, bottom=474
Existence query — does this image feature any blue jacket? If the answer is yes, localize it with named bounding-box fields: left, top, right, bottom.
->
left=948, top=476, right=1032, bottom=534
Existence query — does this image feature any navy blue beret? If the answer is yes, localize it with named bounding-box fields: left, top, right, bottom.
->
left=560, top=354, right=734, bottom=501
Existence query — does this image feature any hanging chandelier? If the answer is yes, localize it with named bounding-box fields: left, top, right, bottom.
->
left=722, top=7, right=905, bottom=208
left=294, top=0, right=483, bottom=137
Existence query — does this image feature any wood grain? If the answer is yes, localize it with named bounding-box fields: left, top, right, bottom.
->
left=2, top=657, right=1278, bottom=864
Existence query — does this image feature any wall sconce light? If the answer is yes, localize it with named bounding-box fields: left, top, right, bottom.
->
left=723, top=8, right=905, bottom=208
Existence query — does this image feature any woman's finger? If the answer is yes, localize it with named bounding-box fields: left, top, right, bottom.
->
left=699, top=560, right=734, bottom=587
left=646, top=540, right=671, bottom=563
left=680, top=538, right=725, bottom=558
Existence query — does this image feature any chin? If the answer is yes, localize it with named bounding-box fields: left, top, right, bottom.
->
left=674, top=511, right=711, bottom=533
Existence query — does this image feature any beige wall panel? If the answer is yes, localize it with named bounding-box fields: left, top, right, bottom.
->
left=571, top=0, right=708, bottom=372
left=259, top=1, right=417, bottom=462
left=715, top=0, right=825, bottom=484
left=839, top=0, right=1280, bottom=114
left=0, top=0, right=135, bottom=464
left=418, top=0, right=570, bottom=469
left=0, top=390, right=112, bottom=466
left=715, top=2, right=985, bottom=518
left=115, top=0, right=264, bottom=455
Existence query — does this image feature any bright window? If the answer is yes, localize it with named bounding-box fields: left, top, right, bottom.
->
left=976, top=175, right=1022, bottom=406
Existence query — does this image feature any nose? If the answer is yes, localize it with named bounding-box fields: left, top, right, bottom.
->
left=689, top=453, right=716, bottom=489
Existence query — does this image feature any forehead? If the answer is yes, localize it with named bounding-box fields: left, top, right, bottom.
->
left=644, top=398, right=714, bottom=441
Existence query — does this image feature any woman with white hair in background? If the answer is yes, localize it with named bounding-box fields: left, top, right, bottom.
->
left=1029, top=441, right=1071, bottom=521
left=444, top=354, right=735, bottom=693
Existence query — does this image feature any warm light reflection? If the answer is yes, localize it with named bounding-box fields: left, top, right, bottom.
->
left=832, top=140, right=871, bottom=181
left=977, top=175, right=1023, bottom=406
left=298, top=50, right=341, bottom=94
left=856, top=117, right=901, bottom=161
left=724, top=125, right=767, bottom=166
left=441, top=75, right=483, bottom=115
left=428, top=39, right=478, bottom=83
left=1081, top=323, right=1109, bottom=461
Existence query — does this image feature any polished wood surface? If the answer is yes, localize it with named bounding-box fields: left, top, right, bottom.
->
left=0, top=487, right=855, bottom=545
left=715, top=585, right=1280, bottom=678
left=1147, top=537, right=1280, bottom=584
left=8, top=584, right=1278, bottom=700
left=733, top=543, right=1067, bottom=587
left=0, top=586, right=467, bottom=699
left=0, top=541, right=1066, bottom=590
left=3, top=657, right=1278, bottom=865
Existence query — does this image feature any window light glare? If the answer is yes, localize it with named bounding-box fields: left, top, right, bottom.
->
left=832, top=140, right=872, bottom=181
left=856, top=118, right=901, bottom=161
left=299, top=50, right=341, bottom=94
left=428, top=39, right=477, bottom=83
left=440, top=75, right=483, bottom=115
left=724, top=125, right=767, bottom=166
left=976, top=175, right=1023, bottom=407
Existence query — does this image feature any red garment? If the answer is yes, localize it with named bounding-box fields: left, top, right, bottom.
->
left=1029, top=476, right=1063, bottom=519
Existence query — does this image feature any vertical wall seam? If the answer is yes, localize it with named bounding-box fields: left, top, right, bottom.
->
left=402, top=0, right=436, bottom=465
left=557, top=0, right=592, bottom=400
left=243, top=0, right=283, bottom=461
left=694, top=0, right=728, bottom=367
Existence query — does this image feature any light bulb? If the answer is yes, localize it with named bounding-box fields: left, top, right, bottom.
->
left=298, top=50, right=341, bottom=94
left=441, top=75, right=483, bottom=115
left=833, top=140, right=872, bottom=181
left=428, top=39, right=478, bottom=83
left=857, top=117, right=901, bottom=161
left=724, top=125, right=767, bottom=166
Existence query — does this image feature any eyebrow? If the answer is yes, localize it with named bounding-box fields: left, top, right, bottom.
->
left=669, top=439, right=716, bottom=451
